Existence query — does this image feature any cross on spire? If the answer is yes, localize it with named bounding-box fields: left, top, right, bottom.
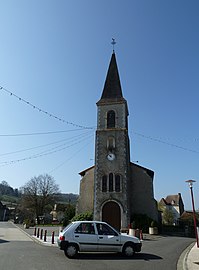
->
left=111, top=38, right=116, bottom=52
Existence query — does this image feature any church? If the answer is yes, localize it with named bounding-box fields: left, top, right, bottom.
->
left=76, top=50, right=158, bottom=231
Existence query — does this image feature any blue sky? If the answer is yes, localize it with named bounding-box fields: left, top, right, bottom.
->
left=0, top=0, right=199, bottom=210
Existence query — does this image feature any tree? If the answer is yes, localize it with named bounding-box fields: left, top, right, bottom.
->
left=162, top=208, right=174, bottom=225
left=0, top=181, right=17, bottom=196
left=20, top=174, right=60, bottom=224
left=62, top=204, right=76, bottom=226
left=1, top=181, right=9, bottom=187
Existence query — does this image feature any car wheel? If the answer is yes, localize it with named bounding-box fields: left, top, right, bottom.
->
left=122, top=243, right=135, bottom=257
left=64, top=244, right=78, bottom=258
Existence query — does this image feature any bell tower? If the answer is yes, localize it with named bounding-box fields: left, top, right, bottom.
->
left=94, top=52, right=131, bottom=230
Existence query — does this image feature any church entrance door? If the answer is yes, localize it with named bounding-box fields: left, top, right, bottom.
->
left=102, top=201, right=121, bottom=231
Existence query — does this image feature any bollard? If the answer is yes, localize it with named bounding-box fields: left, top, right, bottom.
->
left=34, top=227, right=36, bottom=236
left=51, top=231, right=55, bottom=244
left=44, top=230, right=47, bottom=242
left=37, top=228, right=40, bottom=238
left=140, top=229, right=143, bottom=240
left=40, top=229, right=43, bottom=240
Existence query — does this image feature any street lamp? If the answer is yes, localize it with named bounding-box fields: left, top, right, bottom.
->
left=185, top=180, right=199, bottom=248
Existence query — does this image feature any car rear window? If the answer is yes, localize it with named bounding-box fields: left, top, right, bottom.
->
left=63, top=223, right=73, bottom=232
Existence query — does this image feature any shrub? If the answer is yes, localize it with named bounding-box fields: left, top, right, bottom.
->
left=71, top=211, right=93, bottom=221
left=131, top=214, right=153, bottom=232
left=150, top=220, right=158, bottom=227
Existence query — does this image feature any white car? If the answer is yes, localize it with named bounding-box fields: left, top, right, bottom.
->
left=57, top=220, right=142, bottom=258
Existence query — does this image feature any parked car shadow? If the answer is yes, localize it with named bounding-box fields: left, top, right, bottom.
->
left=0, top=239, right=9, bottom=244
left=133, top=252, right=163, bottom=261
left=74, top=252, right=162, bottom=261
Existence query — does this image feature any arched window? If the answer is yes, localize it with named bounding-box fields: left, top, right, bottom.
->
left=115, top=175, right=121, bottom=192
left=107, top=136, right=115, bottom=151
left=102, top=175, right=107, bottom=192
left=109, top=173, right=113, bottom=192
left=107, top=110, right=115, bottom=128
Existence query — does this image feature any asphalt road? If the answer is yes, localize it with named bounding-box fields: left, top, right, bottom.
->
left=0, top=222, right=194, bottom=270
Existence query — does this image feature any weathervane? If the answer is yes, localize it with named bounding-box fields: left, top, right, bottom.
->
left=111, top=38, right=116, bottom=52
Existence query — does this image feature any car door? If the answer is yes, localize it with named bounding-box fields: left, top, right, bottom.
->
left=96, top=223, right=121, bottom=252
left=73, top=222, right=98, bottom=252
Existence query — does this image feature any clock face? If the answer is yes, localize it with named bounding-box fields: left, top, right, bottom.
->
left=107, top=153, right=115, bottom=161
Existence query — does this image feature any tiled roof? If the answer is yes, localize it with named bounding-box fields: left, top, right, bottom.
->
left=160, top=194, right=182, bottom=206
left=79, top=165, right=95, bottom=176
left=165, top=194, right=180, bottom=206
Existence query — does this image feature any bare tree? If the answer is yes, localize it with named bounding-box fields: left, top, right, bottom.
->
left=20, top=174, right=60, bottom=224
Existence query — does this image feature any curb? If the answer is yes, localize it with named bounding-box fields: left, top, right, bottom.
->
left=11, top=221, right=35, bottom=242
left=12, top=222, right=58, bottom=247
left=31, top=235, right=58, bottom=247
left=177, top=242, right=195, bottom=270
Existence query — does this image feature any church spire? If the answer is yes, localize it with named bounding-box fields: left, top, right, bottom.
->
left=99, top=52, right=124, bottom=101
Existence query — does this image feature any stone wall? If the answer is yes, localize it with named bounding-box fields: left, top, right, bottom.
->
left=130, top=163, right=158, bottom=221
left=76, top=167, right=95, bottom=214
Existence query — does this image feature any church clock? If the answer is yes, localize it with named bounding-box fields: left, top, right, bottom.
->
left=107, top=153, right=115, bottom=161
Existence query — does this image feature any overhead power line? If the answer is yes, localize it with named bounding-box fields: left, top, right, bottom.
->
left=0, top=128, right=92, bottom=137
left=0, top=133, right=93, bottom=167
left=0, top=85, right=94, bottom=130
left=49, top=139, right=93, bottom=174
left=0, top=130, right=93, bottom=156
left=133, top=131, right=199, bottom=154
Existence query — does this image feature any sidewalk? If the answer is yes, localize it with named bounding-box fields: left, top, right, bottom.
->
left=31, top=234, right=58, bottom=247
left=178, top=242, right=199, bottom=270
left=15, top=224, right=59, bottom=247
left=186, top=243, right=199, bottom=270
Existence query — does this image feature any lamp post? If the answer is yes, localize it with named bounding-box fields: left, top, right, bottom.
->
left=185, top=180, right=199, bottom=248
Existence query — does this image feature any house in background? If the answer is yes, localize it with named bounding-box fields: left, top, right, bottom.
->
left=180, top=210, right=199, bottom=226
left=159, top=193, right=184, bottom=225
